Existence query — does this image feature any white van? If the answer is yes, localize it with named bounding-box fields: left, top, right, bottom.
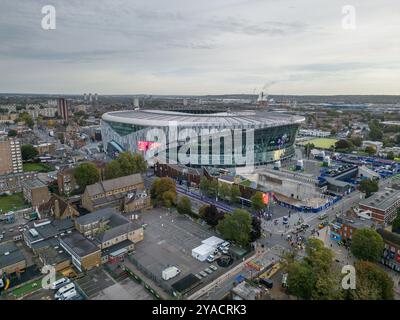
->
left=50, top=277, right=71, bottom=290
left=55, top=283, right=75, bottom=299
left=58, top=288, right=78, bottom=300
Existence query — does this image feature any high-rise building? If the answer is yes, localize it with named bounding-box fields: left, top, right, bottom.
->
left=57, top=98, right=69, bottom=121
left=133, top=98, right=140, bottom=108
left=0, top=138, right=23, bottom=175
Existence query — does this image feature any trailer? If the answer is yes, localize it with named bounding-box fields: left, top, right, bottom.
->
left=162, top=266, right=181, bottom=281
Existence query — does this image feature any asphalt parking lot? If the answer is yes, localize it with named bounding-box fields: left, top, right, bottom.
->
left=134, top=208, right=235, bottom=288
left=91, top=277, right=153, bottom=300
left=75, top=268, right=114, bottom=298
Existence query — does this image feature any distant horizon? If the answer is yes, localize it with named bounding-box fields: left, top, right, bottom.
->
left=1, top=92, right=400, bottom=98
left=2, top=1, right=400, bottom=95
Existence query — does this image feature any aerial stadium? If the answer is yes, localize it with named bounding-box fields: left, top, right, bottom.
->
left=101, top=109, right=305, bottom=168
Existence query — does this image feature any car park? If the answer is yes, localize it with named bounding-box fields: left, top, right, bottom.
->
left=209, top=265, right=217, bottom=271
left=204, top=268, right=213, bottom=274
left=199, top=271, right=208, bottom=277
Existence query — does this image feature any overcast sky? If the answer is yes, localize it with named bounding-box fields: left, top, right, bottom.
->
left=1, top=0, right=400, bottom=95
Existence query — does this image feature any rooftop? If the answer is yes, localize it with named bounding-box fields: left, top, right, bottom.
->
left=85, top=173, right=143, bottom=197
left=377, top=229, right=400, bottom=247
left=60, top=231, right=100, bottom=258
left=360, top=188, right=400, bottom=211
left=22, top=178, right=47, bottom=189
left=102, top=109, right=305, bottom=128
left=0, top=241, right=26, bottom=269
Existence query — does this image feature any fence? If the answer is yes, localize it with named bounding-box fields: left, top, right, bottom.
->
left=127, top=255, right=175, bottom=297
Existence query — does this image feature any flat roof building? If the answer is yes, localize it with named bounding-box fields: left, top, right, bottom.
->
left=359, top=188, right=400, bottom=225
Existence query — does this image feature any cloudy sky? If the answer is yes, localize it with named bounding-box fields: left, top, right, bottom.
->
left=1, top=0, right=400, bottom=95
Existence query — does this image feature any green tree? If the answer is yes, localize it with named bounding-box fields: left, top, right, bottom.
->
left=392, top=209, right=400, bottom=234
left=217, top=209, right=252, bottom=246
left=177, top=196, right=192, bottom=215
left=359, top=179, right=379, bottom=198
left=230, top=184, right=241, bottom=204
left=387, top=151, right=395, bottom=160
left=218, top=183, right=231, bottom=201
left=104, top=160, right=123, bottom=180
left=285, top=239, right=343, bottom=300
left=73, top=163, right=100, bottom=191
left=21, top=144, right=38, bottom=161
left=335, top=139, right=353, bottom=151
left=304, top=143, right=315, bottom=159
left=365, top=145, right=376, bottom=155
left=162, top=190, right=177, bottom=208
left=150, top=177, right=177, bottom=207
left=347, top=261, right=394, bottom=300
left=199, top=177, right=210, bottom=195
left=116, top=152, right=147, bottom=176
left=350, top=228, right=384, bottom=262
left=7, top=129, right=17, bottom=137
left=349, top=136, right=363, bottom=147
left=251, top=191, right=265, bottom=212
left=17, top=112, right=34, bottom=128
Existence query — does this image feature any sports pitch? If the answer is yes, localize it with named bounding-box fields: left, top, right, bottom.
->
left=298, top=138, right=338, bottom=149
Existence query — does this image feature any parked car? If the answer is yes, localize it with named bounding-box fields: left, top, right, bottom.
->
left=51, top=278, right=71, bottom=290
left=58, top=289, right=78, bottom=300
left=207, top=255, right=215, bottom=263
left=209, top=265, right=218, bottom=271
left=54, top=283, right=75, bottom=299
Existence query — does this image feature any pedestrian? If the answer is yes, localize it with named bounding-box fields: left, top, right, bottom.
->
left=281, top=233, right=283, bottom=238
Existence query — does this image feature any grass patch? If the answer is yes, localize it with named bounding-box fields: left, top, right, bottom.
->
left=23, top=162, right=54, bottom=173
left=298, top=138, right=338, bottom=149
left=8, top=278, right=43, bottom=298
left=0, top=192, right=27, bottom=212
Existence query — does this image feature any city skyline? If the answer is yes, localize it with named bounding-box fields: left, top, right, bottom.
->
left=1, top=0, right=400, bottom=95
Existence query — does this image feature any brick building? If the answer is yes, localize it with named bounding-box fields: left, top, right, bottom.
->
left=21, top=178, right=50, bottom=207
left=81, top=173, right=145, bottom=212
left=359, top=188, right=400, bottom=225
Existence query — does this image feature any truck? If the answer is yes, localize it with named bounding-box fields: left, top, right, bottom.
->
left=162, top=266, right=181, bottom=281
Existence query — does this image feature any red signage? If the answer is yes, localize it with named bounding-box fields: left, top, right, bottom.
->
left=262, top=193, right=269, bottom=205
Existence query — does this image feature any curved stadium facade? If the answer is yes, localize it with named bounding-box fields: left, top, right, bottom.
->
left=101, top=109, right=305, bottom=167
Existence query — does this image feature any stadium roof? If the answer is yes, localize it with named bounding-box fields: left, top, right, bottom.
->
left=102, top=109, right=305, bottom=128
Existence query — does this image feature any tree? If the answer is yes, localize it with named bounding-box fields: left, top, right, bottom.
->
left=350, top=228, right=384, bottom=262
left=251, top=191, right=265, bottom=212
left=73, top=163, right=100, bottom=191
left=365, top=145, right=376, bottom=156
left=217, top=209, right=252, bottom=246
left=335, top=139, right=353, bottom=151
left=359, top=178, right=379, bottom=198
left=162, top=190, right=177, bottom=208
left=150, top=177, right=177, bottom=207
left=230, top=184, right=241, bottom=204
left=392, top=209, right=400, bottom=234
left=117, top=152, right=147, bottom=176
left=285, top=239, right=343, bottom=300
left=7, top=129, right=17, bottom=137
left=200, top=204, right=225, bottom=226
left=250, top=217, right=262, bottom=242
left=177, top=196, right=192, bottom=215
left=349, top=136, right=363, bottom=147
left=387, top=151, right=395, bottom=160
left=21, top=144, right=38, bottom=161
left=304, top=143, right=315, bottom=159
left=104, top=160, right=123, bottom=180
left=17, top=112, right=34, bottom=128
left=199, top=177, right=210, bottom=195
left=218, top=183, right=231, bottom=201
left=347, top=261, right=394, bottom=300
